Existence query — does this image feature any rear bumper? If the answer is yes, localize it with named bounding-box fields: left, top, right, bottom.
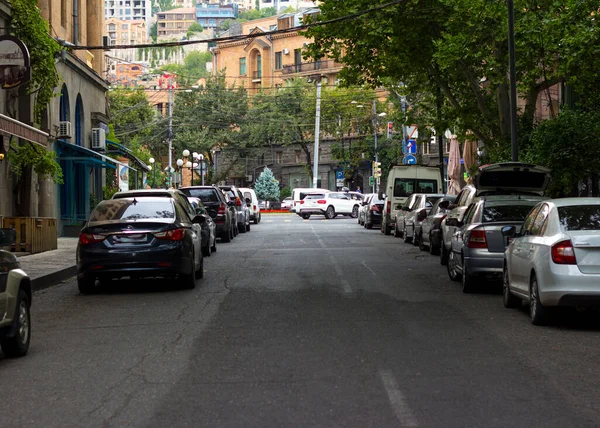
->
left=463, top=249, right=504, bottom=277
left=538, top=264, right=600, bottom=306
left=299, top=209, right=326, bottom=215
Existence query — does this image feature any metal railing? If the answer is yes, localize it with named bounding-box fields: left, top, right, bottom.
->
left=281, top=60, right=342, bottom=75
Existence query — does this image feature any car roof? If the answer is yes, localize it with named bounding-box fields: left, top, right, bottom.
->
left=113, top=189, right=183, bottom=198
left=101, top=196, right=174, bottom=204
left=180, top=186, right=217, bottom=190
left=548, top=197, right=600, bottom=208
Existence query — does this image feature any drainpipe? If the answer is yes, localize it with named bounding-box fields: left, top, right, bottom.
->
left=73, top=0, right=79, bottom=45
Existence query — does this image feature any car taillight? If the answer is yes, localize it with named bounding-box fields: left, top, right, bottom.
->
left=217, top=203, right=227, bottom=215
left=300, top=200, right=305, bottom=204
left=386, top=201, right=391, bottom=213
left=235, top=197, right=242, bottom=207
left=79, top=233, right=105, bottom=245
left=467, top=229, right=487, bottom=248
left=370, top=205, right=380, bottom=212
left=317, top=200, right=327, bottom=204
left=254, top=205, right=257, bottom=211
left=551, top=240, right=577, bottom=264
left=154, top=228, right=185, bottom=241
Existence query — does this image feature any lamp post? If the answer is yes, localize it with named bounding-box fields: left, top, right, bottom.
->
left=176, top=158, right=184, bottom=188
left=148, top=157, right=155, bottom=188
left=198, top=153, right=204, bottom=185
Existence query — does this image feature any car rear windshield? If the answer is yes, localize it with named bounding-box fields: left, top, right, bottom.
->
left=482, top=204, right=535, bottom=223
left=393, top=179, right=438, bottom=197
left=243, top=192, right=253, bottom=201
left=305, top=194, right=325, bottom=199
left=181, top=188, right=220, bottom=203
left=89, top=199, right=175, bottom=221
left=558, top=205, right=600, bottom=231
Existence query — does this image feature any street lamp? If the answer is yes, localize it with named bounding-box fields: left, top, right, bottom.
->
left=198, top=153, right=204, bottom=185
left=176, top=158, right=184, bottom=188
left=148, top=157, right=155, bottom=188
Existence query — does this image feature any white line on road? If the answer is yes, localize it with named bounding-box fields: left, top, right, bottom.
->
left=310, top=225, right=326, bottom=248
left=341, top=279, right=352, bottom=293
left=379, top=369, right=418, bottom=427
left=329, top=255, right=343, bottom=276
left=362, top=260, right=377, bottom=276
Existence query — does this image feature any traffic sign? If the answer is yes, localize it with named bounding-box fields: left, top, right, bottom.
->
left=403, top=155, right=417, bottom=165
left=335, top=170, right=344, bottom=180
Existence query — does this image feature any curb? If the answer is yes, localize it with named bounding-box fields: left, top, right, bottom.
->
left=31, top=265, right=77, bottom=292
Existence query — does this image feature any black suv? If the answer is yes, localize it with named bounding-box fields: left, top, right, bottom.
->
left=180, top=186, right=235, bottom=242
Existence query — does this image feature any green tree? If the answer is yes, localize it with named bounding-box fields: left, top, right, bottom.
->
left=156, top=0, right=176, bottom=12
left=254, top=167, right=280, bottom=202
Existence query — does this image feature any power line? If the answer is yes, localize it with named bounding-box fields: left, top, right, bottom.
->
left=70, top=0, right=406, bottom=51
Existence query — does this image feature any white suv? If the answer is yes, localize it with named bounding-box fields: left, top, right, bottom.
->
left=298, top=192, right=361, bottom=219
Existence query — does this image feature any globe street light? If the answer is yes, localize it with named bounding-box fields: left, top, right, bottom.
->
left=198, top=153, right=205, bottom=185
left=176, top=158, right=184, bottom=188
left=148, top=157, right=155, bottom=188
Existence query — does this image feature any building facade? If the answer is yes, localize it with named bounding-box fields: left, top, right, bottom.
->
left=104, top=0, right=152, bottom=34
left=259, top=0, right=318, bottom=12
left=156, top=7, right=196, bottom=38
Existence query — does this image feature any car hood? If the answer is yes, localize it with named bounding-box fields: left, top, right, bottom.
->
left=474, top=162, right=550, bottom=195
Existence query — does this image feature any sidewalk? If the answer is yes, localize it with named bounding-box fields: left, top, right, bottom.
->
left=18, top=238, right=78, bottom=291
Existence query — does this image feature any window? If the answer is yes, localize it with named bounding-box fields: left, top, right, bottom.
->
left=393, top=179, right=438, bottom=198
left=200, top=19, right=206, bottom=25
left=122, top=24, right=128, bottom=29
left=256, top=54, right=262, bottom=78
left=275, top=51, right=282, bottom=70
left=275, top=152, right=283, bottom=163
left=463, top=203, right=477, bottom=225
left=108, top=24, right=116, bottom=31
left=530, top=204, right=550, bottom=236
left=90, top=200, right=175, bottom=222
left=239, top=57, right=246, bottom=75
left=208, top=19, right=216, bottom=26
left=558, top=205, right=600, bottom=231
left=422, top=141, right=430, bottom=155
left=483, top=203, right=537, bottom=223
left=294, top=150, right=302, bottom=163
left=521, top=204, right=542, bottom=235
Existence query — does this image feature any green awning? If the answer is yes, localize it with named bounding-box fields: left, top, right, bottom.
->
left=105, top=140, right=151, bottom=173
left=56, top=140, right=128, bottom=169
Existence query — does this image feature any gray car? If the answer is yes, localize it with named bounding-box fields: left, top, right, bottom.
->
left=219, top=185, right=251, bottom=234
left=418, top=196, right=456, bottom=254
left=446, top=195, right=545, bottom=293
left=401, top=193, right=445, bottom=244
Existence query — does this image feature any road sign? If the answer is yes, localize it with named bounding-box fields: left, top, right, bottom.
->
left=406, top=139, right=417, bottom=154
left=335, top=170, right=344, bottom=180
left=403, top=155, right=417, bottom=165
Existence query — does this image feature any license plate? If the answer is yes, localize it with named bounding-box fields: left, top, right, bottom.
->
left=114, top=234, right=146, bottom=244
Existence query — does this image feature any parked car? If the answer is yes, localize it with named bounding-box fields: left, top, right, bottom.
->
left=363, top=194, right=385, bottom=229
left=502, top=198, right=600, bottom=325
left=392, top=193, right=420, bottom=238
left=258, top=200, right=269, bottom=210
left=112, top=188, right=197, bottom=222
left=358, top=193, right=375, bottom=225
left=239, top=187, right=261, bottom=224
left=446, top=195, right=545, bottom=293
left=439, top=162, right=551, bottom=266
left=400, top=194, right=445, bottom=244
left=219, top=185, right=251, bottom=233
left=382, top=165, right=442, bottom=235
left=291, top=187, right=331, bottom=214
left=77, top=197, right=204, bottom=293
left=180, top=185, right=235, bottom=243
left=298, top=192, right=361, bottom=219
left=418, top=196, right=456, bottom=254
left=187, top=197, right=217, bottom=256
left=281, top=197, right=292, bottom=210
left=0, top=228, right=32, bottom=357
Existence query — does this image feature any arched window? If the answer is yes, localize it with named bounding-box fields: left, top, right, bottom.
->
left=59, top=84, right=70, bottom=122
left=75, top=94, right=84, bottom=146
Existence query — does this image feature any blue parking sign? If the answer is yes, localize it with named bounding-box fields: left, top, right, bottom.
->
left=336, top=170, right=344, bottom=180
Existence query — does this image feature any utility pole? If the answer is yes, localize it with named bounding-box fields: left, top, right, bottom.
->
left=508, top=0, right=518, bottom=161
left=167, top=74, right=174, bottom=188
left=312, top=79, right=322, bottom=188
left=372, top=99, right=379, bottom=194
left=436, top=86, right=445, bottom=194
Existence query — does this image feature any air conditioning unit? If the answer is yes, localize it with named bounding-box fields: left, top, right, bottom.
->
left=91, top=128, right=106, bottom=150
left=282, top=48, right=289, bottom=55
left=57, top=121, right=72, bottom=139
left=246, top=175, right=252, bottom=182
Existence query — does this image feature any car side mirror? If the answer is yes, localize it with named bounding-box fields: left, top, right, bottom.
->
left=192, top=214, right=206, bottom=224
left=501, top=225, right=517, bottom=238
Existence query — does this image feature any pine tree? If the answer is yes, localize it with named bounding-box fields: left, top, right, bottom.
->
left=254, top=167, right=280, bottom=202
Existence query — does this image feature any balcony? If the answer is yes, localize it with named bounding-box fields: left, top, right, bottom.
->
left=252, top=70, right=261, bottom=82
left=281, top=60, right=343, bottom=76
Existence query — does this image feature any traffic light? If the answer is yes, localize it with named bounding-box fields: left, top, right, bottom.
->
left=387, top=122, right=393, bottom=139
left=373, top=161, right=382, bottom=178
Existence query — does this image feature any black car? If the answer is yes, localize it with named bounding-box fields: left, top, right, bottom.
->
left=188, top=197, right=217, bottom=256
left=76, top=197, right=204, bottom=294
left=180, top=185, right=235, bottom=242
left=418, top=196, right=456, bottom=254
left=363, top=194, right=385, bottom=229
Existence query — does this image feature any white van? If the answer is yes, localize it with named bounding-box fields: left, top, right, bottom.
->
left=291, top=187, right=331, bottom=215
left=239, top=188, right=260, bottom=224
left=381, top=165, right=442, bottom=235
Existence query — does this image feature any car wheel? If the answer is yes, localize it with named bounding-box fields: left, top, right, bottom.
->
left=461, top=261, right=476, bottom=293
left=503, top=264, right=520, bottom=308
left=366, top=222, right=373, bottom=229
left=530, top=274, right=549, bottom=325
left=196, top=256, right=204, bottom=279
left=254, top=215, right=259, bottom=224
left=393, top=220, right=402, bottom=238
left=246, top=221, right=251, bottom=232
left=403, top=224, right=412, bottom=243
left=429, top=233, right=439, bottom=255
left=412, top=228, right=420, bottom=247
left=78, top=276, right=97, bottom=294
left=211, top=239, right=217, bottom=252
left=202, top=241, right=210, bottom=257
left=440, top=240, right=449, bottom=265
left=419, top=232, right=427, bottom=251
left=239, top=222, right=246, bottom=233
left=221, top=226, right=231, bottom=243
left=351, top=205, right=359, bottom=218
left=180, top=254, right=196, bottom=289
left=234, top=224, right=239, bottom=236
left=325, top=206, right=335, bottom=219
left=301, top=213, right=311, bottom=220
left=0, top=289, right=31, bottom=358
left=447, top=251, right=461, bottom=282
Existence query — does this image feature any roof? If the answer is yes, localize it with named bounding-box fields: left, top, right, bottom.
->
left=159, top=7, right=196, bottom=14
left=549, top=198, right=600, bottom=207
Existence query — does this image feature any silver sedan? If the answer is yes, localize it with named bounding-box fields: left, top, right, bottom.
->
left=502, top=198, right=600, bottom=325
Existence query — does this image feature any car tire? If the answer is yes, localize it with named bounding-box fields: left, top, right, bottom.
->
left=403, top=224, right=412, bottom=243
left=325, top=206, right=335, bottom=219
left=254, top=214, right=259, bottom=224
left=180, top=255, right=196, bottom=289
left=461, top=262, right=476, bottom=293
left=366, top=222, right=373, bottom=229
left=447, top=251, right=461, bottom=282
left=429, top=233, right=439, bottom=255
left=530, top=274, right=549, bottom=325
left=221, top=228, right=231, bottom=243
left=301, top=213, right=311, bottom=220
left=196, top=256, right=204, bottom=279
left=239, top=222, right=246, bottom=233
left=0, top=289, right=31, bottom=358
left=246, top=221, right=251, bottom=232
left=418, top=232, right=427, bottom=251
left=351, top=205, right=359, bottom=218
left=78, top=276, right=97, bottom=294
left=211, top=240, right=217, bottom=252
left=440, top=240, right=449, bottom=265
left=412, top=228, right=420, bottom=247
left=503, top=264, right=520, bottom=308
left=393, top=220, right=402, bottom=238
left=202, top=241, right=210, bottom=257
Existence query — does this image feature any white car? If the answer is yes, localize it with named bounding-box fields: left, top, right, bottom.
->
left=239, top=187, right=261, bottom=224
left=298, top=192, right=362, bottom=220
left=502, top=198, right=600, bottom=325
left=281, top=197, right=292, bottom=210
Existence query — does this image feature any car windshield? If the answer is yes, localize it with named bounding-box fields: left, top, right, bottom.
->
left=305, top=194, right=325, bottom=199
left=482, top=203, right=536, bottom=223
left=393, top=179, right=438, bottom=197
left=558, top=205, right=600, bottom=231
left=243, top=192, right=252, bottom=200
left=89, top=199, right=175, bottom=221
left=181, top=188, right=219, bottom=203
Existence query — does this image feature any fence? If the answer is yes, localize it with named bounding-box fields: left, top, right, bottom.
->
left=2, top=217, right=58, bottom=254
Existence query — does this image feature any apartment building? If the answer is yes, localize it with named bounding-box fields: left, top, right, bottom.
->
left=196, top=2, right=238, bottom=29
left=104, top=0, right=152, bottom=34
left=156, top=7, right=197, bottom=38
left=105, top=17, right=147, bottom=68
left=259, top=0, right=318, bottom=12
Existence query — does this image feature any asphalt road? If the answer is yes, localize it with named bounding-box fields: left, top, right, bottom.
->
left=2, top=213, right=600, bottom=427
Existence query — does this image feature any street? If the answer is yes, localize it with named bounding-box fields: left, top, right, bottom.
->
left=2, top=214, right=600, bottom=427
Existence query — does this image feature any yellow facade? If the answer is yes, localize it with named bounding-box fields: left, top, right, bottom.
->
left=157, top=7, right=196, bottom=39
left=213, top=12, right=342, bottom=92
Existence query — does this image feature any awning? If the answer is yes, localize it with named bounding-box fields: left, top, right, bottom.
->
left=0, top=113, right=48, bottom=147
left=105, top=140, right=151, bottom=172
left=56, top=140, right=129, bottom=169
